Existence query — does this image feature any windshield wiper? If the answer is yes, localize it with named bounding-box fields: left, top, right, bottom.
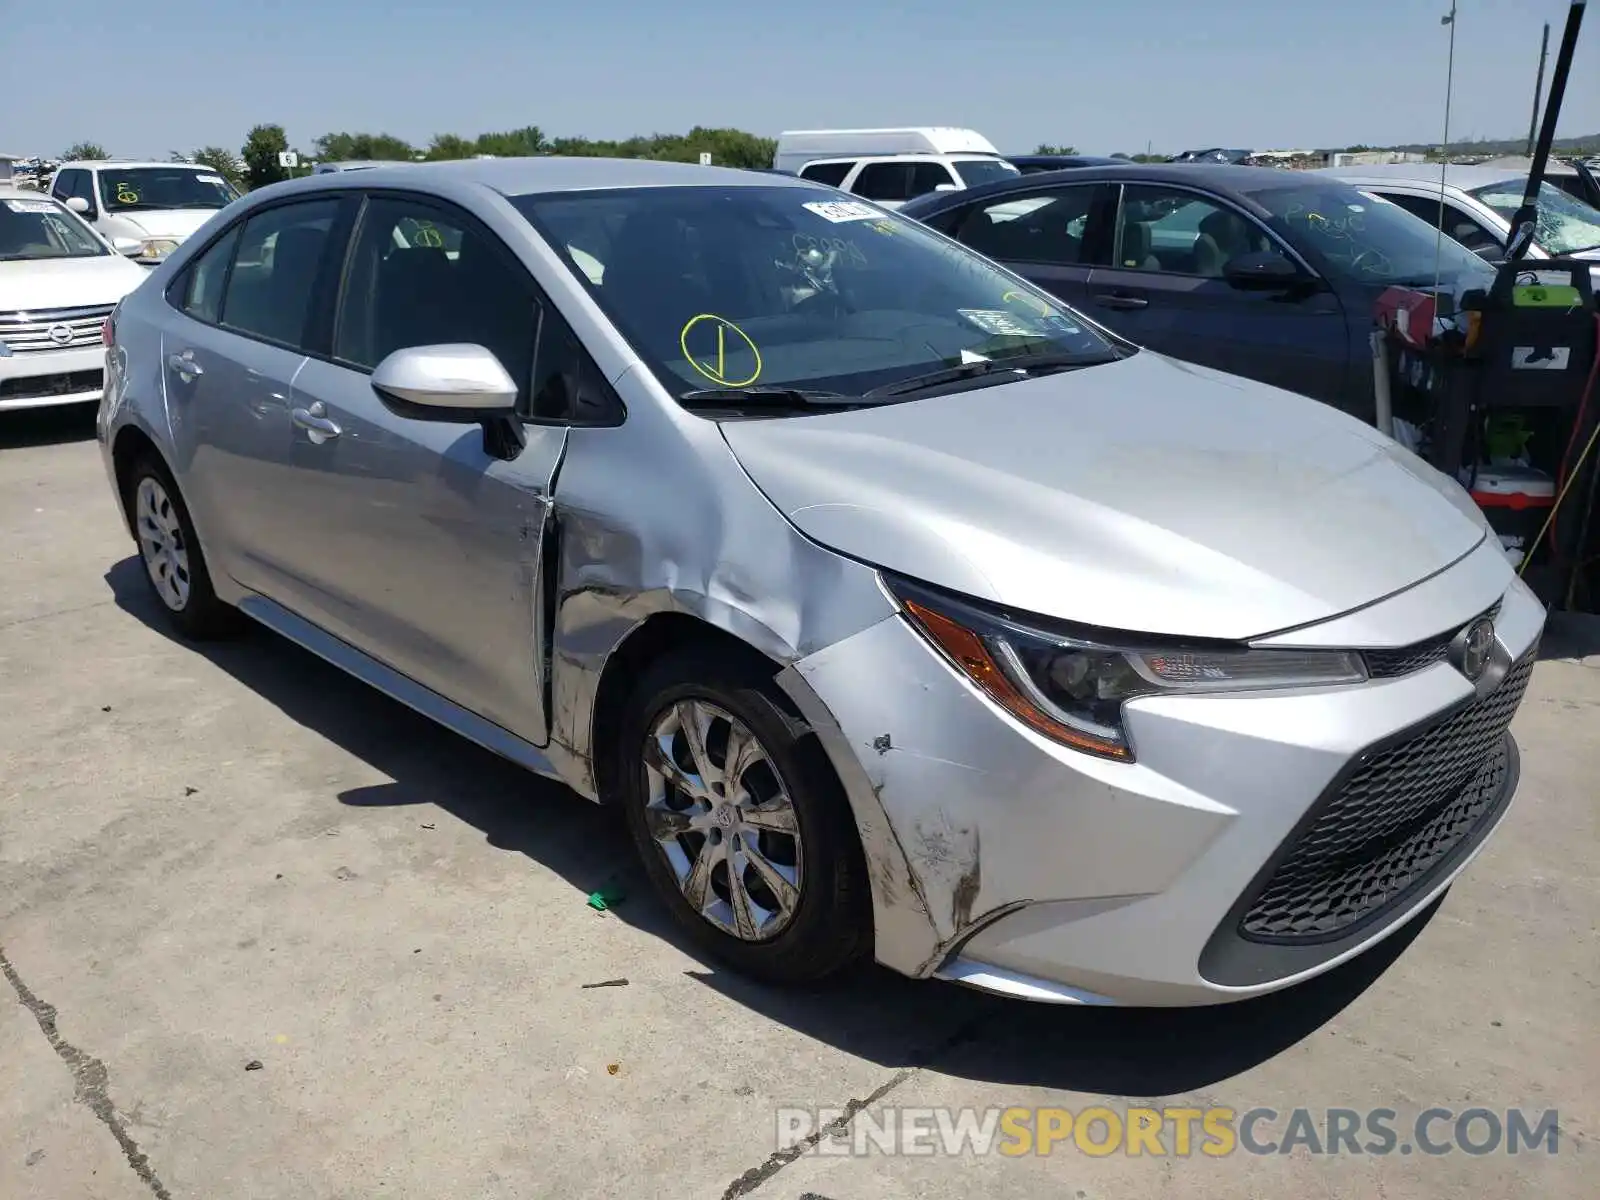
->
left=678, top=386, right=865, bottom=411
left=862, top=352, right=1111, bottom=400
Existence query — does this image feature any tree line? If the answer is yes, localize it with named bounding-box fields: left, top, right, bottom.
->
left=60, top=127, right=1160, bottom=192
left=64, top=123, right=784, bottom=191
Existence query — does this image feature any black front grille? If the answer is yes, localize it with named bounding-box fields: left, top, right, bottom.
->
left=1241, top=650, right=1534, bottom=942
left=1365, top=601, right=1501, bottom=679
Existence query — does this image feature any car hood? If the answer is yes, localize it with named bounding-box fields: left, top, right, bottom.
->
left=113, top=209, right=217, bottom=240
left=720, top=352, right=1488, bottom=640
left=0, top=253, right=148, bottom=312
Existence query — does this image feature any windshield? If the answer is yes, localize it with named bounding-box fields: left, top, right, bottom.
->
left=99, top=168, right=239, bottom=212
left=511, top=185, right=1117, bottom=403
left=1469, top=179, right=1600, bottom=257
left=0, top=196, right=107, bottom=261
left=1247, top=182, right=1495, bottom=287
left=953, top=158, right=1022, bottom=187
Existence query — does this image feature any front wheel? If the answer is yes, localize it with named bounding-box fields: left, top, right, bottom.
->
left=616, top=649, right=871, bottom=984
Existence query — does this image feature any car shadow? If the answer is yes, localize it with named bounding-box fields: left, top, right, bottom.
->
left=0, top=402, right=99, bottom=449
left=1539, top=609, right=1600, bottom=661
left=105, top=554, right=1428, bottom=1096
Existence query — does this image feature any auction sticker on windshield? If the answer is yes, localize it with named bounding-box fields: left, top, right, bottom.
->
left=803, top=200, right=881, bottom=224
left=196, top=174, right=225, bottom=185
left=4, top=199, right=56, bottom=214
left=959, top=309, right=1054, bottom=337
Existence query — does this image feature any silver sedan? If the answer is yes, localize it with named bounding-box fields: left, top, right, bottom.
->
left=96, top=157, right=1543, bottom=1005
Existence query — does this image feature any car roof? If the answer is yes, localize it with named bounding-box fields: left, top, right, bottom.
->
left=274, top=155, right=820, bottom=197
left=1316, top=164, right=1525, bottom=191
left=0, top=185, right=61, bottom=201
left=901, top=161, right=1334, bottom=216
left=61, top=160, right=214, bottom=171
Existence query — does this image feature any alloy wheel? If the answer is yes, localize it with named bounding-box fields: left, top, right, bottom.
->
left=641, top=699, right=805, bottom=941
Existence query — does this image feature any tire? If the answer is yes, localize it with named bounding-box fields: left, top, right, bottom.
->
left=616, top=648, right=871, bottom=984
left=124, top=453, right=242, bottom=640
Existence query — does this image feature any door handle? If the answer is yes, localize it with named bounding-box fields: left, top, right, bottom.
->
left=291, top=401, right=341, bottom=444
left=166, top=351, right=203, bottom=379
left=1094, top=293, right=1149, bottom=311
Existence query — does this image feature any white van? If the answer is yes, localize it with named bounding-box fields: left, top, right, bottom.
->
left=772, top=127, right=1020, bottom=208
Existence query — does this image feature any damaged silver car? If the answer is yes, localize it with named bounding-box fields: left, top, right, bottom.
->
left=98, top=158, right=1544, bottom=1005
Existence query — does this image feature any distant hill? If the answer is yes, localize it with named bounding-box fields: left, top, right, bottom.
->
left=1379, top=133, right=1599, bottom=156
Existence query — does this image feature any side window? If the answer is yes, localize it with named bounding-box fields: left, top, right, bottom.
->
left=1378, top=191, right=1445, bottom=227
left=908, top=161, right=957, bottom=199
left=220, top=199, right=341, bottom=350
left=852, top=162, right=911, bottom=202
left=1381, top=192, right=1503, bottom=253
left=50, top=169, right=74, bottom=200
left=179, top=226, right=241, bottom=324
left=799, top=161, right=854, bottom=187
left=527, top=304, right=622, bottom=424
left=955, top=186, right=1100, bottom=265
left=1115, top=185, right=1271, bottom=276
left=333, top=195, right=537, bottom=403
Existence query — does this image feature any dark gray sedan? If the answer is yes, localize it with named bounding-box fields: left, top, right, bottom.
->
left=901, top=163, right=1497, bottom=421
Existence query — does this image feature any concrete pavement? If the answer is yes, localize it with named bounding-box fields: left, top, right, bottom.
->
left=2, top=405, right=1595, bottom=1199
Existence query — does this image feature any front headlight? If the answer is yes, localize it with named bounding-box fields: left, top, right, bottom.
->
left=886, top=576, right=1367, bottom=762
left=139, top=238, right=179, bottom=261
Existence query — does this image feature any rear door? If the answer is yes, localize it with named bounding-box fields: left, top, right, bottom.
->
left=272, top=191, right=573, bottom=745
left=160, top=196, right=350, bottom=594
left=936, top=181, right=1114, bottom=312
left=1087, top=182, right=1350, bottom=402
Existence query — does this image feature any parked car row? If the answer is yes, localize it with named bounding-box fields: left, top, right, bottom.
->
left=88, top=157, right=1543, bottom=1010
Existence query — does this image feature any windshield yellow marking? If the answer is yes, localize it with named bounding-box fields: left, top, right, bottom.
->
left=411, top=222, right=444, bottom=248
left=680, top=314, right=762, bottom=387
left=1001, top=290, right=1053, bottom=317
left=115, top=184, right=139, bottom=204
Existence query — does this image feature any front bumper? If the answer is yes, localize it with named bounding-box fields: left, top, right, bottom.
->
left=789, top=538, right=1544, bottom=1006
left=0, top=344, right=105, bottom=411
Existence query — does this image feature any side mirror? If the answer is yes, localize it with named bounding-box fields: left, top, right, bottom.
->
left=1223, top=250, right=1304, bottom=289
left=112, top=236, right=144, bottom=257
left=371, top=344, right=526, bottom=460
left=65, top=196, right=92, bottom=215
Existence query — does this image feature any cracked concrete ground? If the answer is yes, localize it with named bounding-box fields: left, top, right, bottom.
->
left=2, top=405, right=1597, bottom=1199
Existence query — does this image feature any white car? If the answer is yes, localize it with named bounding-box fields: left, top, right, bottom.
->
left=0, top=188, right=149, bottom=411
left=50, top=160, right=240, bottom=267
left=1317, top=164, right=1600, bottom=288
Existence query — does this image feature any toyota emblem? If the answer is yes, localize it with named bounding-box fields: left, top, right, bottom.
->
left=1450, top=617, right=1496, bottom=681
left=47, top=324, right=74, bottom=346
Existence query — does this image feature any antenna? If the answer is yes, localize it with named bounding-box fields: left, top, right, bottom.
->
left=1526, top=24, right=1552, bottom=157
left=1432, top=2, right=1459, bottom=301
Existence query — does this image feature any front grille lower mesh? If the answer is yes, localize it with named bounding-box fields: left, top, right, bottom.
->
left=1241, top=650, right=1534, bottom=942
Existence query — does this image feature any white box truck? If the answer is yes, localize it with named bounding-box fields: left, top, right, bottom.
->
left=771, top=127, right=1019, bottom=208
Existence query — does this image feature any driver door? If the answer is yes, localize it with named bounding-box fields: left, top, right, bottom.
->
left=271, top=192, right=571, bottom=745
left=1088, top=183, right=1350, bottom=404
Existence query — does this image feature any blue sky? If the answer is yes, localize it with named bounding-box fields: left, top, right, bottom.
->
left=8, top=0, right=1598, bottom=159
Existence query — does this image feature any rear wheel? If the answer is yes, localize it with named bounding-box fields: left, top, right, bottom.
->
left=126, top=455, right=241, bottom=639
left=616, top=649, right=871, bottom=984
